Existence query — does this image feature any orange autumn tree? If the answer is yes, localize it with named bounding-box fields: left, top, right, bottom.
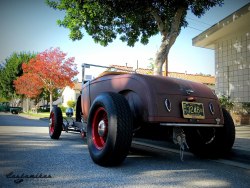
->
left=14, top=73, right=43, bottom=98
left=14, top=47, right=78, bottom=111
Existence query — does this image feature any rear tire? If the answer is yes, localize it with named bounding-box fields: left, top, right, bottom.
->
left=49, top=107, right=63, bottom=139
left=185, top=108, right=235, bottom=158
left=11, top=110, right=18, bottom=114
left=87, top=92, right=133, bottom=166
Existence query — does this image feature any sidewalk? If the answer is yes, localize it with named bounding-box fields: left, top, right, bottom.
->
left=234, top=125, right=250, bottom=152
left=223, top=125, right=250, bottom=168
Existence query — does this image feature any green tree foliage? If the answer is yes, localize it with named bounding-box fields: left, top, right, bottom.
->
left=47, top=0, right=223, bottom=75
left=67, top=100, right=76, bottom=108
left=147, top=58, right=155, bottom=70
left=0, top=52, right=36, bottom=100
left=0, top=97, right=8, bottom=103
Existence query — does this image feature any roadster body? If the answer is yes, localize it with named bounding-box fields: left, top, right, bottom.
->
left=49, top=65, right=235, bottom=166
left=81, top=72, right=223, bottom=126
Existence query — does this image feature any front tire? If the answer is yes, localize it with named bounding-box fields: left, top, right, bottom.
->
left=87, top=92, right=133, bottom=166
left=49, top=107, right=63, bottom=139
left=185, top=108, right=235, bottom=158
left=76, top=95, right=82, bottom=122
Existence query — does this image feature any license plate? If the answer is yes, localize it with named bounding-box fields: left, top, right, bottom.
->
left=182, top=101, right=205, bottom=119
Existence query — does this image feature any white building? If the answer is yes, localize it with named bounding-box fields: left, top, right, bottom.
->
left=193, top=3, right=250, bottom=103
left=61, top=82, right=81, bottom=107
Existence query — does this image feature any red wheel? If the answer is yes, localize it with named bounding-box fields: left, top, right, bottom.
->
left=92, top=107, right=108, bottom=150
left=49, top=107, right=62, bottom=139
left=49, top=112, right=55, bottom=135
left=87, top=92, right=133, bottom=166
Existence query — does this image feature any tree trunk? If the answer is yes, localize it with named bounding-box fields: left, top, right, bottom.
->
left=26, top=98, right=29, bottom=113
left=153, top=35, right=170, bottom=76
left=153, top=61, right=163, bottom=75
left=165, top=59, right=169, bottom=76
left=151, top=6, right=186, bottom=76
left=153, top=32, right=180, bottom=76
left=50, top=91, right=53, bottom=112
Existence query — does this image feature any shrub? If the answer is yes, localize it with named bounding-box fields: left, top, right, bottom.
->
left=67, top=100, right=76, bottom=108
left=219, top=95, right=234, bottom=111
left=58, top=105, right=66, bottom=113
left=242, top=102, right=250, bottom=114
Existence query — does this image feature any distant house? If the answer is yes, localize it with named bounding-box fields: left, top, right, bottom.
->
left=109, top=65, right=134, bottom=73
left=111, top=65, right=215, bottom=89
left=61, top=82, right=81, bottom=107
left=170, top=72, right=215, bottom=89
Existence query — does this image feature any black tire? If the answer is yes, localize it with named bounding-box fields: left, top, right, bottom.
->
left=87, top=92, right=133, bottom=166
left=11, top=110, right=18, bottom=114
left=76, top=95, right=82, bottom=122
left=49, top=107, right=63, bottom=139
left=184, top=108, right=235, bottom=158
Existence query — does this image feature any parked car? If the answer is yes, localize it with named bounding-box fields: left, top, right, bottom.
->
left=49, top=64, right=235, bottom=167
left=0, top=102, right=22, bottom=114
left=0, top=102, right=9, bottom=112
left=9, top=107, right=22, bottom=114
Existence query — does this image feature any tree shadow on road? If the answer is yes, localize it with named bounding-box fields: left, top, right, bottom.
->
left=0, top=113, right=49, bottom=127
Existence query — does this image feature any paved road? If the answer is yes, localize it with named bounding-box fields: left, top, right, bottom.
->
left=0, top=113, right=250, bottom=188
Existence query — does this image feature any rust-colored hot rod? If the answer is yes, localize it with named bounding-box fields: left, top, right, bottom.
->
left=49, top=64, right=235, bottom=166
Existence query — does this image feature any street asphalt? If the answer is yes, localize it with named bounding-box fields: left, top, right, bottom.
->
left=0, top=112, right=250, bottom=188
left=19, top=113, right=250, bottom=153
left=17, top=112, right=250, bottom=171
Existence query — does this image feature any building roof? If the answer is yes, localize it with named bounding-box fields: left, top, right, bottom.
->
left=108, top=65, right=134, bottom=73
left=73, top=65, right=215, bottom=89
left=73, top=82, right=82, bottom=91
left=168, top=72, right=215, bottom=85
left=111, top=65, right=215, bottom=85
left=193, top=3, right=250, bottom=49
left=136, top=68, right=153, bottom=75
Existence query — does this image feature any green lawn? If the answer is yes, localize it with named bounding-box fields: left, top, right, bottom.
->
left=22, top=111, right=75, bottom=119
left=22, top=112, right=50, bottom=118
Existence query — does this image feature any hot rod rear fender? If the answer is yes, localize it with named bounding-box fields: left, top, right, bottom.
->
left=81, top=74, right=151, bottom=122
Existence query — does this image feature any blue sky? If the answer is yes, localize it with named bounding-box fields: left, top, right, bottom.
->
left=0, top=0, right=249, bottom=78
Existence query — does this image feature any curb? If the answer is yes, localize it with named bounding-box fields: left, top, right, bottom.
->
left=18, top=113, right=41, bottom=120
left=39, top=117, right=49, bottom=121
left=18, top=113, right=49, bottom=121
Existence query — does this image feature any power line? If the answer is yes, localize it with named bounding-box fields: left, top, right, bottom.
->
left=187, top=17, right=212, bottom=26
left=186, top=26, right=204, bottom=32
